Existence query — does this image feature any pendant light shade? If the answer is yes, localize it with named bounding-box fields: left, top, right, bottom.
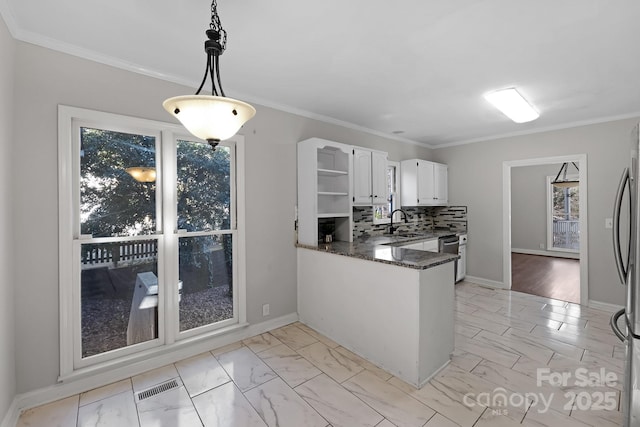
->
left=163, top=0, right=255, bottom=149
left=163, top=95, right=255, bottom=143
left=552, top=162, right=579, bottom=188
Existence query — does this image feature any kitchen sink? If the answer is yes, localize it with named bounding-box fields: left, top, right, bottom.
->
left=383, top=232, right=415, bottom=237
left=394, top=232, right=432, bottom=238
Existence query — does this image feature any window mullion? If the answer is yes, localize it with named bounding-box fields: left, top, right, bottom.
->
left=162, top=130, right=179, bottom=345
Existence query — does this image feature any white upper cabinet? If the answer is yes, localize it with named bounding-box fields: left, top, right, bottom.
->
left=400, top=159, right=448, bottom=206
left=371, top=151, right=388, bottom=205
left=417, top=161, right=435, bottom=203
left=434, top=162, right=448, bottom=205
left=353, top=148, right=388, bottom=205
left=353, top=148, right=373, bottom=204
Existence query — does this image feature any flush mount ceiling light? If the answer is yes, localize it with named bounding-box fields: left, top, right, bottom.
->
left=163, top=0, right=256, bottom=150
left=126, top=167, right=157, bottom=183
left=484, top=88, right=539, bottom=123
left=552, top=162, right=579, bottom=188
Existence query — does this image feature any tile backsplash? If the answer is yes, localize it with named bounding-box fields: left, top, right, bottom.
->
left=353, top=206, right=467, bottom=239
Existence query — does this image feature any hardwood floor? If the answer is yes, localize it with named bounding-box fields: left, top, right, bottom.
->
left=511, top=252, right=580, bottom=304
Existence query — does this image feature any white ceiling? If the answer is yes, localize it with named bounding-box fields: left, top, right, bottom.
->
left=3, top=0, right=640, bottom=147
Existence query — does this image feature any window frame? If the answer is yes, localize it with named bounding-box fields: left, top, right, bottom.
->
left=373, top=161, right=401, bottom=225
left=58, top=105, right=247, bottom=380
left=546, top=174, right=580, bottom=253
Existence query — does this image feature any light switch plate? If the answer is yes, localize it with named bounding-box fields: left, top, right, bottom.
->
left=605, top=218, right=613, bottom=229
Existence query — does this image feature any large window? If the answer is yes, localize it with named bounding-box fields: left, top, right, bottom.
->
left=58, top=106, right=245, bottom=376
left=547, top=175, right=580, bottom=252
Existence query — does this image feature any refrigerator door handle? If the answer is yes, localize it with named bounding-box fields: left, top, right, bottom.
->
left=610, top=308, right=627, bottom=342
left=613, top=167, right=630, bottom=285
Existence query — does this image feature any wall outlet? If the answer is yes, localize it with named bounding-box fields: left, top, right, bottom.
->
left=262, top=303, right=270, bottom=317
left=539, top=243, right=545, bottom=249
left=605, top=218, right=613, bottom=229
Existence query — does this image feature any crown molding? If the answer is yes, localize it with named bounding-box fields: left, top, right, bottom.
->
left=1, top=14, right=431, bottom=150
left=433, top=111, right=640, bottom=149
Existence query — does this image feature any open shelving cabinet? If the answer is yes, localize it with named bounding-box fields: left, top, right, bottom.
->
left=297, top=138, right=354, bottom=245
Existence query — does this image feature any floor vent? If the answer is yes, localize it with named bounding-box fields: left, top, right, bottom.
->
left=137, top=378, right=180, bottom=401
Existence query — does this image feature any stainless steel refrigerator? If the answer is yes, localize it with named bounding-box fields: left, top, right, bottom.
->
left=611, top=124, right=640, bottom=426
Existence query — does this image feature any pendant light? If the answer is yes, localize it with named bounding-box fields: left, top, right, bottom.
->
left=163, top=0, right=256, bottom=150
left=552, top=162, right=579, bottom=188
left=125, top=167, right=156, bottom=183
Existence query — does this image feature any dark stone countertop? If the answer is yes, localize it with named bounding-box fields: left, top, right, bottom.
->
left=296, top=232, right=460, bottom=270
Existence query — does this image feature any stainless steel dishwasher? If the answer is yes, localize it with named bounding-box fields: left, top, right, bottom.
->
left=438, top=235, right=459, bottom=282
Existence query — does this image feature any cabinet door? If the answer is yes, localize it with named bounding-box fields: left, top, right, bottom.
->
left=434, top=163, right=448, bottom=205
left=371, top=151, right=388, bottom=205
left=353, top=149, right=373, bottom=204
left=417, top=161, right=435, bottom=205
left=400, top=160, right=418, bottom=206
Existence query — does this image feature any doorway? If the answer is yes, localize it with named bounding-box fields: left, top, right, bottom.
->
left=502, top=155, right=588, bottom=306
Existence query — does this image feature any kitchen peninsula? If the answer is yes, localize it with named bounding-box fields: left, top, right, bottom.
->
left=297, top=234, right=457, bottom=388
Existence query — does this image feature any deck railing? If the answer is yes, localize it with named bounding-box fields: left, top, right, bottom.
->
left=81, top=241, right=157, bottom=266
left=552, top=219, right=579, bottom=250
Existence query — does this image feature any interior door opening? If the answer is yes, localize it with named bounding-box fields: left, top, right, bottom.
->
left=503, top=155, right=588, bottom=306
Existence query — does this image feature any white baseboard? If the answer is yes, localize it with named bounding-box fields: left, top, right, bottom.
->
left=0, top=397, right=19, bottom=427
left=12, top=313, right=298, bottom=417
left=463, top=275, right=506, bottom=290
left=588, top=300, right=624, bottom=313
left=512, top=248, right=580, bottom=260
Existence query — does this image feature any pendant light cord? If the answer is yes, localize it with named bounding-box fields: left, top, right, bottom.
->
left=194, top=0, right=228, bottom=97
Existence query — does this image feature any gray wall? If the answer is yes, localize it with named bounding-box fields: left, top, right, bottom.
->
left=0, top=14, right=16, bottom=421
left=11, top=41, right=431, bottom=394
left=511, top=164, right=565, bottom=251
left=434, top=118, right=637, bottom=305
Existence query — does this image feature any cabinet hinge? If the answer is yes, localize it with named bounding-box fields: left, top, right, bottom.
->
left=416, top=162, right=419, bottom=167
left=352, top=149, right=355, bottom=155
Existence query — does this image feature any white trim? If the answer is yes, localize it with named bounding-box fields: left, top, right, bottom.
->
left=434, top=111, right=640, bottom=149
left=588, top=300, right=624, bottom=313
left=511, top=248, right=580, bottom=260
left=21, top=313, right=297, bottom=415
left=58, top=105, right=75, bottom=377
left=4, top=9, right=640, bottom=151
left=0, top=397, right=19, bottom=427
left=503, top=155, right=589, bottom=306
left=0, top=0, right=19, bottom=38
left=546, top=173, right=580, bottom=252
left=162, top=130, right=178, bottom=346
left=236, top=137, right=248, bottom=325
left=416, top=360, right=451, bottom=389
left=372, top=161, right=400, bottom=225
left=463, top=275, right=506, bottom=290
left=7, top=28, right=429, bottom=150
left=58, top=106, right=248, bottom=377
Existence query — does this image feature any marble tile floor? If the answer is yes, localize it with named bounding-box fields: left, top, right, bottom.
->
left=17, top=282, right=624, bottom=427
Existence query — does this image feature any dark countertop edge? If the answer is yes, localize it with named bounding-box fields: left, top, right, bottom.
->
left=295, top=242, right=459, bottom=270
